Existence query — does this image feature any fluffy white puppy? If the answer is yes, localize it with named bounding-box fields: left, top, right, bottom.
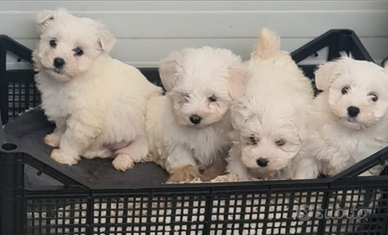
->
left=227, top=29, right=319, bottom=180
left=147, top=47, right=249, bottom=182
left=33, top=9, right=161, bottom=171
left=311, top=56, right=388, bottom=176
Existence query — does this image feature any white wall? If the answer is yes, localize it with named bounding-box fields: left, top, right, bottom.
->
left=2, top=0, right=388, bottom=68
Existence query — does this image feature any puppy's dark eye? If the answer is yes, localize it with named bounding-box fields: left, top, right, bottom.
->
left=73, top=47, right=84, bottom=56
left=275, top=138, right=286, bottom=147
left=249, top=135, right=257, bottom=145
left=341, top=86, right=350, bottom=95
left=208, top=95, right=217, bottom=102
left=369, top=93, right=378, bottom=102
left=49, top=39, right=57, bottom=48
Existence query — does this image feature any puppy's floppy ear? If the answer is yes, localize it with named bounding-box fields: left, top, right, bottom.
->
left=227, top=65, right=250, bottom=99
left=292, top=106, right=315, bottom=141
left=314, top=61, right=338, bottom=91
left=97, top=27, right=116, bottom=53
left=36, top=10, right=55, bottom=33
left=36, top=9, right=70, bottom=34
left=230, top=100, right=252, bottom=131
left=159, top=49, right=187, bottom=91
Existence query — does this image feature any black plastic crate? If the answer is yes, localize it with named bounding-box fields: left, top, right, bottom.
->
left=1, top=30, right=388, bottom=235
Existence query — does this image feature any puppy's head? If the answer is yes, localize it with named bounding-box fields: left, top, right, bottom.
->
left=231, top=99, right=304, bottom=172
left=33, top=9, right=116, bottom=82
left=159, top=46, right=249, bottom=128
left=315, top=56, right=388, bottom=130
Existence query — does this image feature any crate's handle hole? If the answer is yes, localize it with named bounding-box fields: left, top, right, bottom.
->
left=37, top=165, right=46, bottom=176
left=17, top=58, right=22, bottom=62
left=339, top=30, right=352, bottom=36
left=2, top=143, right=17, bottom=151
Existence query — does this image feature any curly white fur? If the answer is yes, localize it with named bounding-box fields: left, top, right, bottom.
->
left=33, top=9, right=162, bottom=171
left=310, top=56, right=388, bottom=176
left=227, top=28, right=319, bottom=180
left=147, top=46, right=249, bottom=181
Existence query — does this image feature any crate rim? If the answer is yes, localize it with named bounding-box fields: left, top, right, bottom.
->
left=22, top=175, right=388, bottom=197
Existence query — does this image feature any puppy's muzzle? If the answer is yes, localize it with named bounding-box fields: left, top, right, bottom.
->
left=190, top=114, right=202, bottom=125
left=256, top=158, right=269, bottom=167
left=53, top=57, right=66, bottom=69
left=347, top=106, right=360, bottom=118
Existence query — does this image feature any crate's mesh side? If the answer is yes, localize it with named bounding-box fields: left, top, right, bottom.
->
left=90, top=195, right=206, bottom=235
left=208, top=188, right=388, bottom=235
left=209, top=191, right=323, bottom=235
left=362, top=188, right=388, bottom=234
left=7, top=80, right=40, bottom=119
left=26, top=198, right=88, bottom=235
left=323, top=188, right=388, bottom=235
left=24, top=186, right=388, bottom=235
left=29, top=81, right=40, bottom=109
left=297, top=191, right=323, bottom=234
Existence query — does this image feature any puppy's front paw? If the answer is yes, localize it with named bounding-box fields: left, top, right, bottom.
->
left=168, top=165, right=199, bottom=183
left=44, top=133, right=61, bottom=147
left=112, top=154, right=135, bottom=172
left=50, top=149, right=79, bottom=165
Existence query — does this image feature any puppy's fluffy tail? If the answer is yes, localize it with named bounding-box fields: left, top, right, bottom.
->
left=249, top=28, right=299, bottom=70
left=250, top=28, right=281, bottom=61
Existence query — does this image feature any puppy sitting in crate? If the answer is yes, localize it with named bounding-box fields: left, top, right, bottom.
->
left=310, top=55, right=388, bottom=177
left=227, top=28, right=319, bottom=180
left=33, top=9, right=162, bottom=171
left=147, top=47, right=249, bottom=182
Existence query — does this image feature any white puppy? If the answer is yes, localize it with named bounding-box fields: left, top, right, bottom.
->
left=147, top=47, right=249, bottom=182
left=311, top=56, right=388, bottom=176
left=227, top=29, right=319, bottom=180
left=33, top=9, right=161, bottom=171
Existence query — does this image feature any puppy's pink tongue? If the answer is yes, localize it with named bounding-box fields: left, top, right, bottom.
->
left=103, top=141, right=131, bottom=151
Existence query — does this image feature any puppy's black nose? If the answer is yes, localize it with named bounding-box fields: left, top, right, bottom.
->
left=190, top=114, right=202, bottom=125
left=53, top=57, right=65, bottom=68
left=256, top=158, right=269, bottom=167
left=347, top=106, right=360, bottom=117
